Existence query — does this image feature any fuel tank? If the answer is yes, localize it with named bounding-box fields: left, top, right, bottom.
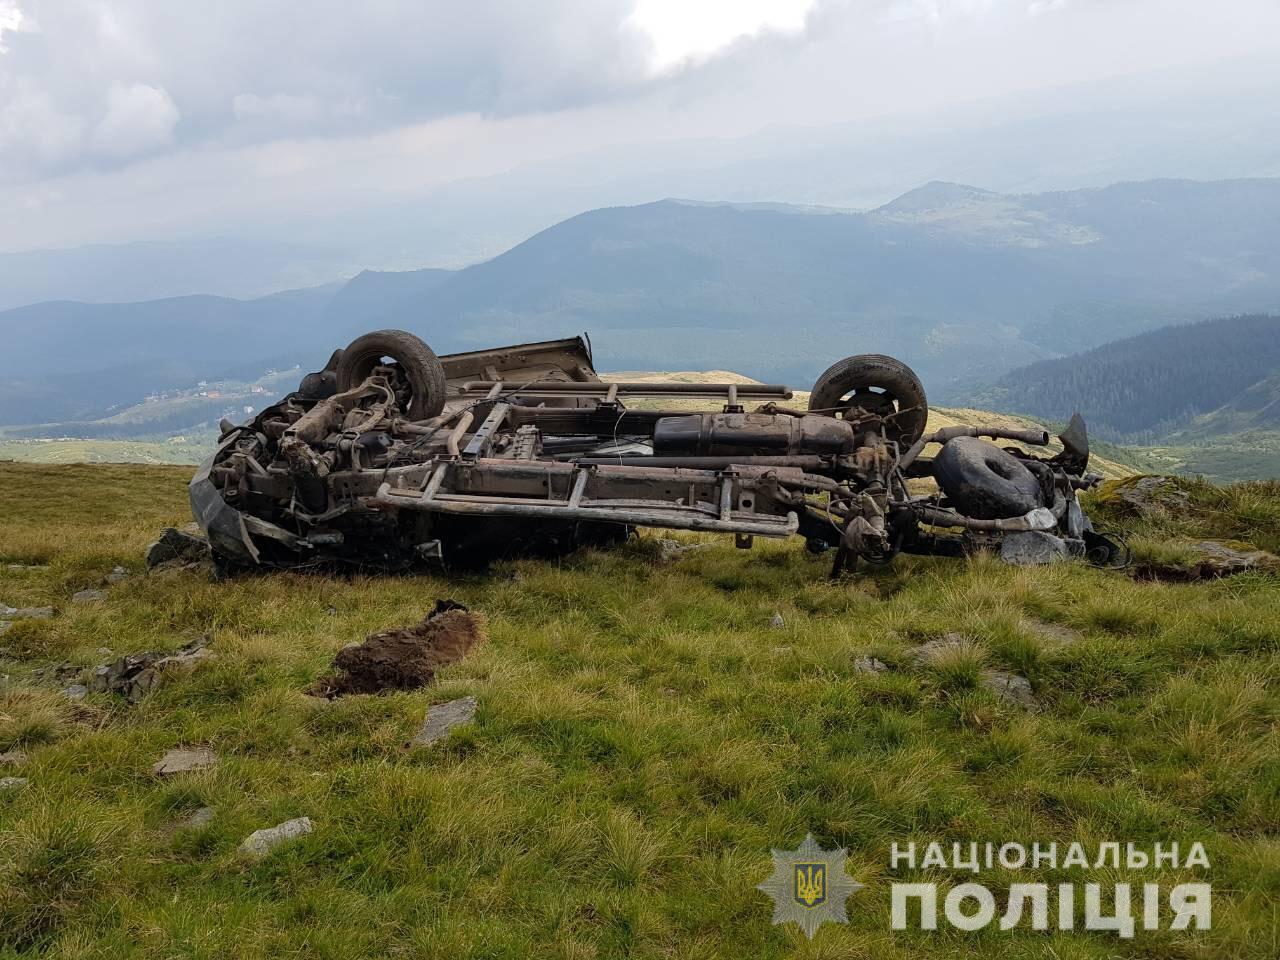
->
left=652, top=413, right=856, bottom=456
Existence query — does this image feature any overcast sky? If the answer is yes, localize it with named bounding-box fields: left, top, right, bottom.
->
left=2, top=0, right=1278, bottom=253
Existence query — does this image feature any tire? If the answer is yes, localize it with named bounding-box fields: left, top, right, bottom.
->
left=335, top=329, right=447, bottom=420
left=933, top=437, right=1044, bottom=520
left=808, top=354, right=928, bottom=445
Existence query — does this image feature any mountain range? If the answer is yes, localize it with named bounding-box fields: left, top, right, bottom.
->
left=2, top=177, right=1280, bottom=430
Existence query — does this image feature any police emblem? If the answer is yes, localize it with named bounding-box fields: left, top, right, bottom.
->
left=757, top=834, right=863, bottom=939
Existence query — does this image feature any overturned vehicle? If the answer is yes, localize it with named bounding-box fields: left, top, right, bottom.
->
left=191, top=330, right=1123, bottom=573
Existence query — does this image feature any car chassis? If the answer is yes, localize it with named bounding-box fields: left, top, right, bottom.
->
left=191, top=330, right=1122, bottom=574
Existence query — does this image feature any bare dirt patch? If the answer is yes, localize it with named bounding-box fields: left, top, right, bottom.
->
left=308, top=600, right=485, bottom=698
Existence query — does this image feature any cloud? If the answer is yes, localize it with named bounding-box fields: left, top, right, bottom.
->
left=628, top=0, right=818, bottom=71
left=91, top=83, right=178, bottom=157
left=0, top=0, right=34, bottom=53
left=0, top=0, right=1277, bottom=252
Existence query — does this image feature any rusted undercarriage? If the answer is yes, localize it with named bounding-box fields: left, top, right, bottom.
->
left=191, top=330, right=1121, bottom=573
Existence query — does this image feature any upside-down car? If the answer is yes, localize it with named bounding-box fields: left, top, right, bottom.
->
left=190, top=329, right=1123, bottom=573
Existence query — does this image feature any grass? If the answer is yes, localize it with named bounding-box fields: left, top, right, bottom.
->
left=0, top=462, right=1277, bottom=957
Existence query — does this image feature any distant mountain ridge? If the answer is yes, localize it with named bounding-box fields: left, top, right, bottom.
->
left=948, top=314, right=1280, bottom=443
left=3, top=177, right=1280, bottom=425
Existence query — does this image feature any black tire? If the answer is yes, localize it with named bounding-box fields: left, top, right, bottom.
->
left=808, top=354, right=928, bottom=445
left=933, top=437, right=1044, bottom=520
left=335, top=329, right=447, bottom=420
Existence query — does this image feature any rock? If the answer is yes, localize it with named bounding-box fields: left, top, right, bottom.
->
left=61, top=684, right=88, bottom=701
left=1025, top=620, right=1081, bottom=646
left=769, top=612, right=785, bottom=629
left=411, top=696, right=478, bottom=747
left=1135, top=539, right=1279, bottom=582
left=96, top=647, right=113, bottom=656
left=6, top=564, right=48, bottom=572
left=6, top=607, right=53, bottom=620
left=0, top=749, right=26, bottom=766
left=982, top=670, right=1039, bottom=709
left=238, top=817, right=313, bottom=858
left=1104, top=475, right=1191, bottom=516
left=852, top=656, right=888, bottom=674
left=154, top=746, right=217, bottom=776
left=0, top=776, right=28, bottom=791
left=184, top=806, right=216, bottom=828
left=1189, top=541, right=1278, bottom=576
left=89, top=635, right=213, bottom=702
left=1000, top=531, right=1070, bottom=566
left=0, top=604, right=11, bottom=616
left=912, top=633, right=969, bottom=664
left=105, top=566, right=129, bottom=584
left=145, top=528, right=209, bottom=569
left=656, top=538, right=714, bottom=561
left=72, top=589, right=108, bottom=604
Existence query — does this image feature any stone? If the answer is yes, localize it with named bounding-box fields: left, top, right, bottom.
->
left=6, top=607, right=53, bottom=620
left=1025, top=620, right=1082, bottom=646
left=184, top=806, right=216, bottom=828
left=154, top=746, right=217, bottom=776
left=1189, top=540, right=1278, bottom=576
left=105, top=566, right=129, bottom=584
left=411, top=696, right=478, bottom=747
left=1106, top=475, right=1191, bottom=516
left=239, top=817, right=313, bottom=858
left=89, top=635, right=213, bottom=702
left=0, top=749, right=26, bottom=766
left=72, top=589, right=108, bottom=604
left=145, top=528, right=209, bottom=569
left=0, top=776, right=28, bottom=791
left=61, top=684, right=88, bottom=701
left=1135, top=539, right=1279, bottom=582
left=912, top=633, right=969, bottom=664
left=852, top=656, right=888, bottom=674
left=1000, top=531, right=1070, bottom=566
left=769, top=612, right=786, bottom=629
left=982, top=670, right=1039, bottom=709
left=656, top=538, right=714, bottom=561
left=96, top=647, right=113, bottom=656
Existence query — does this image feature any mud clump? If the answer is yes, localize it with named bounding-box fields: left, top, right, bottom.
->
left=309, top=600, right=485, bottom=698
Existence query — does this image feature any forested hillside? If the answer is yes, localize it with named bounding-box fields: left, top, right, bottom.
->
left=957, top=314, right=1280, bottom=442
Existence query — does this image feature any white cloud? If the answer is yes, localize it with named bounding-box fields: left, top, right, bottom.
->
left=90, top=82, right=178, bottom=157
left=628, top=0, right=818, bottom=71
left=0, top=0, right=34, bottom=53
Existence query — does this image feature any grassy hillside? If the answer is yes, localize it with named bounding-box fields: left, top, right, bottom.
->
left=1, top=464, right=1276, bottom=957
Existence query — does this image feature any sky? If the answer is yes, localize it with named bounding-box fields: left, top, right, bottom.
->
left=1, top=0, right=1279, bottom=255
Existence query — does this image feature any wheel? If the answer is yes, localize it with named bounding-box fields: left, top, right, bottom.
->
left=808, top=354, right=928, bottom=445
left=335, top=329, right=447, bottom=420
left=933, top=437, right=1044, bottom=520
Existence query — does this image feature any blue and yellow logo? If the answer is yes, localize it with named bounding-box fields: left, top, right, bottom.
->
left=794, top=862, right=827, bottom=908
left=759, top=833, right=863, bottom=939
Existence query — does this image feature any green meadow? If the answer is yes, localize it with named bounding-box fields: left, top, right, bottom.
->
left=0, top=463, right=1277, bottom=958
